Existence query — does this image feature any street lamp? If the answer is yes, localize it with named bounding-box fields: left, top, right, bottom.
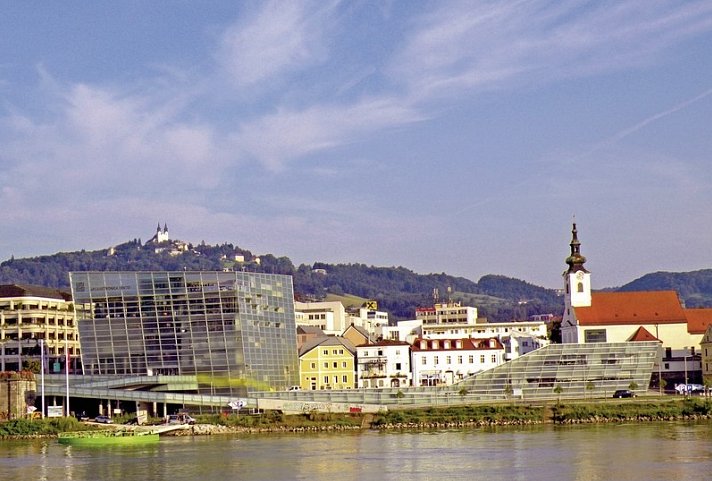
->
left=683, top=347, right=689, bottom=396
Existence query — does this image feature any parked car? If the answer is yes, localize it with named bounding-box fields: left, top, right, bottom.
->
left=167, top=414, right=196, bottom=425
left=94, top=415, right=113, bottom=424
left=287, top=386, right=301, bottom=391
left=612, top=389, right=636, bottom=398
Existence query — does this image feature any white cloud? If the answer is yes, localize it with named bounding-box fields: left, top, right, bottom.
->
left=230, top=96, right=424, bottom=171
left=217, top=0, right=339, bottom=89
left=391, top=1, right=712, bottom=102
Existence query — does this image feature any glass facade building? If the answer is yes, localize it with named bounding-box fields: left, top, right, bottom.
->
left=69, top=271, right=298, bottom=396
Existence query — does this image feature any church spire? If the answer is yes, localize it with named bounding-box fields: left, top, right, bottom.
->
left=565, top=222, right=588, bottom=274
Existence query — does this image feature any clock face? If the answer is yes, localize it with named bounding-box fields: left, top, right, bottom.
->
left=576, top=271, right=584, bottom=280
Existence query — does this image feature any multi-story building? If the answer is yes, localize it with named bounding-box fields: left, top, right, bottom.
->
left=377, top=319, right=422, bottom=343
left=501, top=332, right=550, bottom=361
left=294, top=300, right=349, bottom=335
left=416, top=302, right=478, bottom=328
left=356, top=340, right=411, bottom=389
left=69, top=271, right=298, bottom=396
left=417, top=301, right=547, bottom=341
left=298, top=336, right=356, bottom=390
left=0, top=284, right=80, bottom=374
left=410, top=337, right=505, bottom=387
left=348, top=305, right=389, bottom=336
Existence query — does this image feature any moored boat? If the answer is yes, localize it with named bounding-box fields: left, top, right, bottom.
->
left=58, top=430, right=160, bottom=447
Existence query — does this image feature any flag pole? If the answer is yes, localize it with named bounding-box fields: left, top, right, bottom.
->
left=65, top=335, right=70, bottom=417
left=40, top=339, right=46, bottom=419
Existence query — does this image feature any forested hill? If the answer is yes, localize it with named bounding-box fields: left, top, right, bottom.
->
left=0, top=239, right=563, bottom=322
left=618, top=269, right=712, bottom=307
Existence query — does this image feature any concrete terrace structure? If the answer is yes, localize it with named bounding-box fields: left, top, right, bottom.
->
left=69, top=271, right=299, bottom=397
left=0, top=284, right=80, bottom=373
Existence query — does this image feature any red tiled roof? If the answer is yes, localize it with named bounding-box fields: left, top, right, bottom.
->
left=627, top=326, right=661, bottom=342
left=685, top=308, right=712, bottom=335
left=410, top=338, right=503, bottom=352
left=574, top=291, right=686, bottom=326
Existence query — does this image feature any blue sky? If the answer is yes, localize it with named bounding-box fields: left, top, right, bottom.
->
left=1, top=1, right=712, bottom=289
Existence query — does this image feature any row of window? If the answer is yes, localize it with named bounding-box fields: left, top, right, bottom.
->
left=419, top=354, right=498, bottom=365
left=309, top=361, right=349, bottom=369
left=322, top=348, right=345, bottom=355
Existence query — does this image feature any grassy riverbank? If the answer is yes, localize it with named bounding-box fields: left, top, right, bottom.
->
left=3, top=398, right=711, bottom=437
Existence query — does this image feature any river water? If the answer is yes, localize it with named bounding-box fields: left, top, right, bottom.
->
left=2, top=421, right=711, bottom=481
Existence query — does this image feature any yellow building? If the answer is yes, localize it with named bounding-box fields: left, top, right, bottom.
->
left=298, top=336, right=356, bottom=390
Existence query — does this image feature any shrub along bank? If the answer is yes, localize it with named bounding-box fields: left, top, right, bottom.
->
left=3, top=398, right=711, bottom=437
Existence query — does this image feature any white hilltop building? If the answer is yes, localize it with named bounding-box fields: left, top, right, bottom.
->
left=144, top=222, right=189, bottom=256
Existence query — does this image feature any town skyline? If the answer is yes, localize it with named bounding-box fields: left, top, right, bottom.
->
left=2, top=1, right=712, bottom=289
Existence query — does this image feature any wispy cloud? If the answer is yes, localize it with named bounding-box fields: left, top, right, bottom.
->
left=391, top=1, right=712, bottom=102
left=230, top=96, right=424, bottom=171
left=216, top=0, right=339, bottom=90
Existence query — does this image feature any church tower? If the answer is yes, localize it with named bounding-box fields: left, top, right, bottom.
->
left=156, top=223, right=169, bottom=243
left=563, top=222, right=591, bottom=308
left=561, top=222, right=591, bottom=344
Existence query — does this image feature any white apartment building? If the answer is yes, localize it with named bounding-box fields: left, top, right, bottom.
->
left=410, top=337, right=505, bottom=387
left=416, top=302, right=478, bottom=327
left=356, top=340, right=412, bottom=389
left=417, top=301, right=547, bottom=342
left=501, top=332, right=551, bottom=361
left=378, top=319, right=423, bottom=343
left=294, top=301, right=349, bottom=335
left=347, top=307, right=389, bottom=339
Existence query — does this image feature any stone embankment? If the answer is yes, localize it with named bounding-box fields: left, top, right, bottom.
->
left=372, top=419, right=542, bottom=430
left=553, top=413, right=712, bottom=424
left=166, top=423, right=365, bottom=436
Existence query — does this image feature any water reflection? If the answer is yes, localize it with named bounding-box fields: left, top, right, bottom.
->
left=1, top=422, right=711, bottom=481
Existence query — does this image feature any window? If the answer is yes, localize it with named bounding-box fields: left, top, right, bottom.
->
left=491, top=354, right=497, bottom=363
left=339, top=349, right=344, bottom=355
left=446, top=356, right=452, bottom=365
left=664, top=363, right=670, bottom=370
left=333, top=376, right=338, bottom=385
left=323, top=362, right=328, bottom=368
left=577, top=282, right=584, bottom=293
left=342, top=375, right=348, bottom=383
left=323, top=349, right=329, bottom=355
left=480, top=355, right=485, bottom=363
left=342, top=361, right=347, bottom=368
left=395, top=362, right=402, bottom=370
left=458, top=356, right=463, bottom=364
left=323, top=376, right=329, bottom=384
left=434, top=356, right=439, bottom=364
left=468, top=355, right=474, bottom=363
left=421, top=357, right=427, bottom=365
left=333, top=362, right=338, bottom=368
left=333, top=349, right=338, bottom=355
left=584, top=329, right=607, bottom=343
left=311, top=362, right=316, bottom=369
